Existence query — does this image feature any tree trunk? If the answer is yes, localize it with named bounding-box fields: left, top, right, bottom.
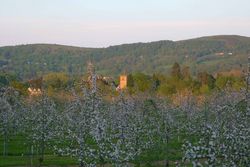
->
left=38, top=141, right=45, bottom=167
left=99, top=155, right=105, bottom=167
left=164, top=159, right=169, bottom=167
left=39, top=148, right=44, bottom=166
left=30, top=145, right=34, bottom=167
left=3, top=138, right=6, bottom=156
left=165, top=134, right=169, bottom=167
left=3, top=133, right=8, bottom=156
left=79, top=161, right=85, bottom=167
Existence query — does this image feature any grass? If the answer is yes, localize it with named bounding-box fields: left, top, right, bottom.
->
left=0, top=135, right=189, bottom=167
left=0, top=135, right=77, bottom=167
left=0, top=155, right=77, bottom=167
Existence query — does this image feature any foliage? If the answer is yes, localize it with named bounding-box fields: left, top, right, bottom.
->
left=0, top=69, right=249, bottom=167
left=43, top=72, right=70, bottom=90
left=25, top=94, right=59, bottom=165
left=171, top=62, right=182, bottom=79
left=1, top=35, right=250, bottom=77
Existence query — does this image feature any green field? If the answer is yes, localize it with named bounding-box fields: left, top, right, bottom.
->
left=0, top=135, right=187, bottom=167
left=0, top=136, right=77, bottom=167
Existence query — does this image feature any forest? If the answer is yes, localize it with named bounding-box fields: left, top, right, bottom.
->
left=1, top=35, right=250, bottom=79
left=0, top=62, right=245, bottom=100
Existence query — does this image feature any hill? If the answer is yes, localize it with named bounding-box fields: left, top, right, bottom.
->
left=0, top=35, right=250, bottom=79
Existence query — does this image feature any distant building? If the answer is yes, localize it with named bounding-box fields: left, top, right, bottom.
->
left=215, top=52, right=224, bottom=56
left=119, top=75, right=127, bottom=89
left=28, top=87, right=42, bottom=96
left=27, top=77, right=43, bottom=96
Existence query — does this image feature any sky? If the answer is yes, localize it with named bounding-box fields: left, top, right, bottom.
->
left=1, top=0, right=250, bottom=47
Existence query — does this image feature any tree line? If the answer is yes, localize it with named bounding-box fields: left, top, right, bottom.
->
left=0, top=62, right=245, bottom=103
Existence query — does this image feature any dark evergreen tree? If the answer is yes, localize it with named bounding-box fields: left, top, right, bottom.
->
left=182, top=66, right=191, bottom=80
left=171, top=62, right=182, bottom=79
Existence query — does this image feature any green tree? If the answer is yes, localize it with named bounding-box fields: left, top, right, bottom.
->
left=132, top=73, right=153, bottom=92
left=171, top=62, right=182, bottom=79
left=10, top=81, right=28, bottom=96
left=0, top=75, right=9, bottom=86
left=127, top=74, right=134, bottom=87
left=43, top=72, right=70, bottom=91
left=157, top=84, right=176, bottom=96
left=198, top=72, right=215, bottom=89
left=182, top=66, right=191, bottom=80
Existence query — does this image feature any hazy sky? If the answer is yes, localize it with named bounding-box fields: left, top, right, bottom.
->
left=1, top=0, right=250, bottom=47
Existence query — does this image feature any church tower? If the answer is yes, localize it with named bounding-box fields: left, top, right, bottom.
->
left=119, top=75, right=127, bottom=89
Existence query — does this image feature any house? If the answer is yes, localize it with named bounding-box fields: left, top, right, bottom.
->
left=215, top=52, right=224, bottom=56
left=28, top=87, right=42, bottom=96
left=27, top=77, right=43, bottom=96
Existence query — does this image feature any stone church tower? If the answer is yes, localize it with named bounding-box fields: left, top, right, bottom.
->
left=119, top=75, right=127, bottom=89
